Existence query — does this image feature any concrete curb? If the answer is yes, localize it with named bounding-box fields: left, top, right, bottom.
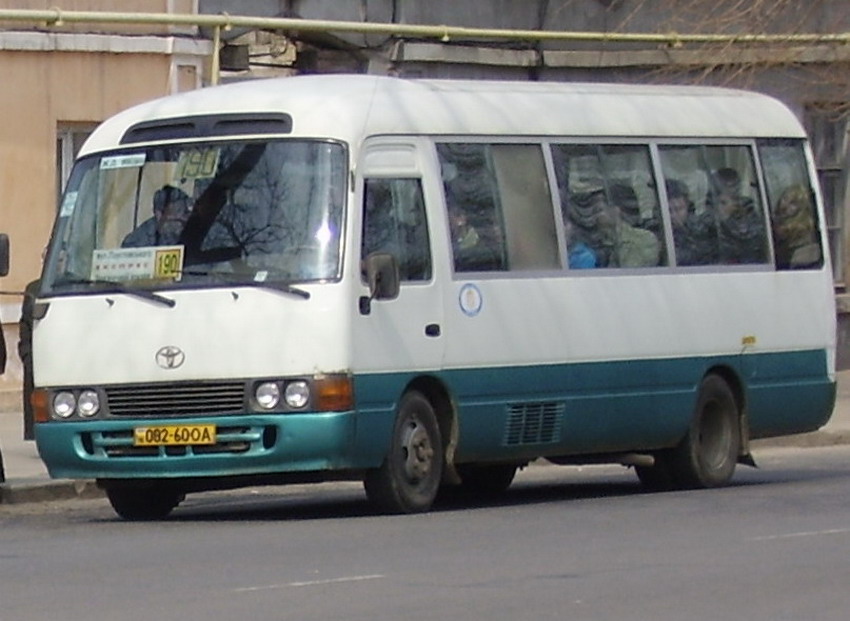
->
left=0, top=479, right=103, bottom=505
left=751, top=429, right=850, bottom=449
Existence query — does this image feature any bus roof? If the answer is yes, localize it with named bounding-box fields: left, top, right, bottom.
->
left=80, top=74, right=807, bottom=156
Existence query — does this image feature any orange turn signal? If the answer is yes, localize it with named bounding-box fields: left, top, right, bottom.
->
left=315, top=375, right=354, bottom=412
left=32, top=389, right=51, bottom=423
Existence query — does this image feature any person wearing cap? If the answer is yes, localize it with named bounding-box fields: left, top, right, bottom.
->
left=567, top=178, right=659, bottom=268
left=566, top=178, right=615, bottom=267
left=608, top=183, right=660, bottom=268
left=122, top=185, right=193, bottom=248
left=667, top=179, right=718, bottom=266
left=710, top=168, right=768, bottom=264
left=440, top=143, right=504, bottom=272
left=448, top=205, right=502, bottom=271
left=610, top=183, right=644, bottom=228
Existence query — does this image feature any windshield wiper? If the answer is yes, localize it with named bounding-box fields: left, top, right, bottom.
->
left=56, top=277, right=176, bottom=308
left=181, top=270, right=311, bottom=299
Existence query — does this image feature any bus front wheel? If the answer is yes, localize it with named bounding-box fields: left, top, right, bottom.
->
left=106, top=484, right=184, bottom=521
left=364, top=391, right=443, bottom=514
left=671, top=374, right=740, bottom=489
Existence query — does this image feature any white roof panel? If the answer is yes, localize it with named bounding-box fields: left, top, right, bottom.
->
left=80, top=74, right=806, bottom=156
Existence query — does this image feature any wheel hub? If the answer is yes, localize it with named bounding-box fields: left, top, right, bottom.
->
left=401, top=419, right=434, bottom=482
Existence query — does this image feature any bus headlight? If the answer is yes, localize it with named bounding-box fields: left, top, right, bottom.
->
left=77, top=390, right=101, bottom=417
left=284, top=381, right=310, bottom=409
left=53, top=392, right=77, bottom=419
left=255, top=382, right=281, bottom=410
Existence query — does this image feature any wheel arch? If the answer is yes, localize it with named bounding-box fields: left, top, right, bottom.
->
left=703, top=364, right=752, bottom=460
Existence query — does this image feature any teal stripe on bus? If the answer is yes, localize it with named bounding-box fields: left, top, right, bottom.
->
left=352, top=348, right=833, bottom=462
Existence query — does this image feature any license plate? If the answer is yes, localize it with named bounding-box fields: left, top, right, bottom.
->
left=134, top=424, right=216, bottom=446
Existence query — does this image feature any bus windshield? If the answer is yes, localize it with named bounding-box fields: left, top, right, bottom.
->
left=42, top=139, right=347, bottom=294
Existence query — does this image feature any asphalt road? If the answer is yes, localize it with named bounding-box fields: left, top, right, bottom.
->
left=2, top=445, right=850, bottom=621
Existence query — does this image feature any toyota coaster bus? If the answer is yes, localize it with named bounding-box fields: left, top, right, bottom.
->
left=32, top=75, right=836, bottom=519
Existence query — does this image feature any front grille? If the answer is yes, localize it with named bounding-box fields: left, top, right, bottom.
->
left=504, top=402, right=564, bottom=446
left=106, top=382, right=247, bottom=417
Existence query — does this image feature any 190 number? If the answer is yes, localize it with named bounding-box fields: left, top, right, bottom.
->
left=154, top=249, right=182, bottom=279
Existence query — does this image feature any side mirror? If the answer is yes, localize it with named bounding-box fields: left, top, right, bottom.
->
left=0, top=234, right=8, bottom=277
left=363, top=252, right=400, bottom=301
left=360, top=252, right=400, bottom=315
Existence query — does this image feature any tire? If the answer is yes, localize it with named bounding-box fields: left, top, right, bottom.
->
left=457, top=463, right=518, bottom=496
left=106, top=485, right=184, bottom=521
left=364, top=391, right=443, bottom=514
left=670, top=374, right=740, bottom=489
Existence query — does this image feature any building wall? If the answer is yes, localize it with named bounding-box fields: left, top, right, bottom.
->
left=0, top=51, right=172, bottom=287
left=0, top=1, right=208, bottom=401
left=0, top=0, right=196, bottom=34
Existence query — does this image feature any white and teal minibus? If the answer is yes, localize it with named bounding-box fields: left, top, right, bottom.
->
left=33, top=75, right=836, bottom=519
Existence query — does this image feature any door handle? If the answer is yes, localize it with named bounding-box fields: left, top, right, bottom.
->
left=425, top=323, right=441, bottom=337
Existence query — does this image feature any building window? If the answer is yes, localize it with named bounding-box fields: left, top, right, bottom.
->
left=803, top=104, right=848, bottom=285
left=56, top=125, right=94, bottom=204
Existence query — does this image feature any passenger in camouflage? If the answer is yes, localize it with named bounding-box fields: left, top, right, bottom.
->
left=772, top=184, right=821, bottom=269
left=568, top=179, right=659, bottom=268
left=711, top=168, right=768, bottom=264
left=667, top=179, right=718, bottom=266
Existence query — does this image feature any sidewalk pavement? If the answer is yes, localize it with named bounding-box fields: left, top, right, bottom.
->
left=0, top=406, right=102, bottom=504
left=3, top=371, right=850, bottom=505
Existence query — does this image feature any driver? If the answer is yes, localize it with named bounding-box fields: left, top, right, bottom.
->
left=122, top=185, right=192, bottom=248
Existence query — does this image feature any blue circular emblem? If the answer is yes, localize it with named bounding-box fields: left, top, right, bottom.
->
left=458, top=283, right=483, bottom=317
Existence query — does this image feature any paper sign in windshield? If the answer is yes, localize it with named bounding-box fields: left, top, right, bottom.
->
left=100, top=153, right=147, bottom=170
left=60, top=191, right=78, bottom=218
left=91, top=246, right=184, bottom=282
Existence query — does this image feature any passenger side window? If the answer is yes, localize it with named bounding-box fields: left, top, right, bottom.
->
left=361, top=178, right=432, bottom=281
left=660, top=145, right=770, bottom=266
left=551, top=144, right=665, bottom=269
left=437, top=143, right=560, bottom=272
left=758, top=139, right=823, bottom=270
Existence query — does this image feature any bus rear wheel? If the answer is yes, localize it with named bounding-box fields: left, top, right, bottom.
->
left=671, top=374, right=740, bottom=489
left=364, top=391, right=443, bottom=514
left=106, top=484, right=184, bottom=521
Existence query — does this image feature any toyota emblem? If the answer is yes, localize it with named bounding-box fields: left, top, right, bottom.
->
left=155, top=345, right=185, bottom=370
